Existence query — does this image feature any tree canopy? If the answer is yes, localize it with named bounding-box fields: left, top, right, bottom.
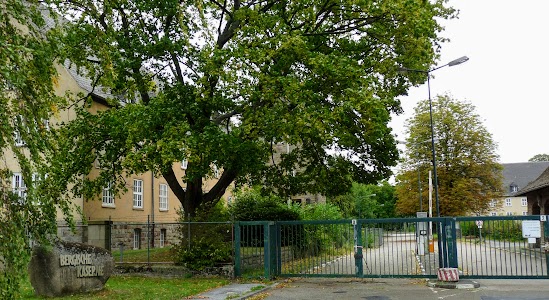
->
left=0, top=2, right=72, bottom=298
left=395, top=94, right=503, bottom=216
left=328, top=181, right=396, bottom=219
left=529, top=154, right=549, bottom=162
left=44, top=0, right=456, bottom=217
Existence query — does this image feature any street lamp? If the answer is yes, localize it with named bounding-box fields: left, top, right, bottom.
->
left=398, top=56, right=469, bottom=218
left=399, top=56, right=469, bottom=268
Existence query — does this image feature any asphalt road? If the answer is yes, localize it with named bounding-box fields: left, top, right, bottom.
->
left=260, top=278, right=549, bottom=300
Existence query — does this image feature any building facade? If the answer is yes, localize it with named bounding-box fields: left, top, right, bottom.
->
left=486, top=162, right=549, bottom=216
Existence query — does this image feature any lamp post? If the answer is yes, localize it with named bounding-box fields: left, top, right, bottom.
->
left=399, top=56, right=469, bottom=268
left=399, top=56, right=469, bottom=217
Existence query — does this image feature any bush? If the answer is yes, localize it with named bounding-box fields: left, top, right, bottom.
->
left=229, top=188, right=300, bottom=222
left=174, top=201, right=232, bottom=270
left=292, top=203, right=349, bottom=256
left=484, top=220, right=522, bottom=241
left=230, top=188, right=301, bottom=247
left=176, top=237, right=232, bottom=271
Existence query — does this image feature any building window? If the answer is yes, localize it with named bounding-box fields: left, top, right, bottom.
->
left=160, top=229, right=167, bottom=248
left=490, top=212, right=497, bottom=216
left=227, top=196, right=233, bottom=205
left=133, top=228, right=141, bottom=249
left=505, top=198, right=512, bottom=207
left=102, top=182, right=114, bottom=207
left=510, top=185, right=518, bottom=193
left=12, top=173, right=27, bottom=201
left=506, top=211, right=513, bottom=216
left=181, top=158, right=188, bottom=170
left=489, top=200, right=496, bottom=207
left=213, top=165, right=219, bottom=178
left=159, top=183, right=168, bottom=211
left=521, top=198, right=527, bottom=207
left=522, top=211, right=528, bottom=216
left=14, top=130, right=25, bottom=146
left=133, top=179, right=143, bottom=208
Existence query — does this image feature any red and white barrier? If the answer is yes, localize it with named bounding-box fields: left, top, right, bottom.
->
left=437, top=268, right=459, bottom=282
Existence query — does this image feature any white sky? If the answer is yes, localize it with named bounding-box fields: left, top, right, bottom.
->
left=389, top=0, right=549, bottom=163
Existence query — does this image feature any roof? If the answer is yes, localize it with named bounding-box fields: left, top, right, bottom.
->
left=516, top=163, right=549, bottom=196
left=63, top=60, right=114, bottom=102
left=502, top=162, right=549, bottom=196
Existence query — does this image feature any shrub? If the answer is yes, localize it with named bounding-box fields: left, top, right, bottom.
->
left=229, top=188, right=300, bottom=222
left=174, top=201, right=232, bottom=270
left=229, top=188, right=301, bottom=247
left=484, top=220, right=522, bottom=241
left=292, top=203, right=350, bottom=256
left=176, top=237, right=232, bottom=271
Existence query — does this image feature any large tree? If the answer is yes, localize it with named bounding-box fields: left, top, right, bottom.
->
left=395, top=94, right=503, bottom=216
left=46, top=0, right=455, bottom=217
left=0, top=2, right=71, bottom=298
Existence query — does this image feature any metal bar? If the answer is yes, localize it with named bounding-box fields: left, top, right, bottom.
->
left=234, top=222, right=241, bottom=277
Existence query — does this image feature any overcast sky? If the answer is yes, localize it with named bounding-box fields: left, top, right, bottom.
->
left=389, top=0, right=549, bottom=164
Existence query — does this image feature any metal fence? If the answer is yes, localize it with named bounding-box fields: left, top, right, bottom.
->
left=57, top=216, right=549, bottom=279
left=234, top=216, right=549, bottom=279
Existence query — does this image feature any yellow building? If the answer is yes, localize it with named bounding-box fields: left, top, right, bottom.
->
left=5, top=60, right=234, bottom=250
left=486, top=162, right=549, bottom=216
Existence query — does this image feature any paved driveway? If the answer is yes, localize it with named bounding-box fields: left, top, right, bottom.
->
left=261, top=278, right=549, bottom=300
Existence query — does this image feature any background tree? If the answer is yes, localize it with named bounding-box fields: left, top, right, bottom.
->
left=0, top=2, right=71, bottom=298
left=529, top=154, right=549, bottom=162
left=329, top=182, right=396, bottom=219
left=395, top=94, right=503, bottom=216
left=46, top=0, right=455, bottom=217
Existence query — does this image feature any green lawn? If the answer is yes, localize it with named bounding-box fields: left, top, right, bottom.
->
left=111, top=247, right=176, bottom=263
left=20, top=275, right=230, bottom=300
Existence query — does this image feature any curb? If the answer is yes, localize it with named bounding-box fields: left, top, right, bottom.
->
left=427, top=279, right=481, bottom=289
left=238, top=282, right=280, bottom=299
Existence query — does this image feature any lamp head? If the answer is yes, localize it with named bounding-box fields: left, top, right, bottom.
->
left=448, top=56, right=469, bottom=67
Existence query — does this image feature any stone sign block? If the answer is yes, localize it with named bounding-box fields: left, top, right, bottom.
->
left=28, top=240, right=114, bottom=297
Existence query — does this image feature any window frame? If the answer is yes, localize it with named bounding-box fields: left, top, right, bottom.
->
left=505, top=198, right=512, bottom=207
left=159, top=183, right=169, bottom=211
left=133, top=179, right=143, bottom=209
left=521, top=198, right=527, bottom=207
left=12, top=173, right=26, bottom=200
left=160, top=229, right=166, bottom=248
left=102, top=182, right=115, bottom=207
left=133, top=228, right=141, bottom=249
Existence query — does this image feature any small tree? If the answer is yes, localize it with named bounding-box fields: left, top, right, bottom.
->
left=0, top=3, right=73, bottom=298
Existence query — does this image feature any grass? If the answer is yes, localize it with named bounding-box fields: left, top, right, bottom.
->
left=20, top=275, right=230, bottom=300
left=111, top=247, right=176, bottom=263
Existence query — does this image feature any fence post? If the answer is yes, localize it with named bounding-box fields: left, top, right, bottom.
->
left=268, top=222, right=278, bottom=277
left=187, top=213, right=191, bottom=250
left=275, top=222, right=281, bottom=276
left=147, top=215, right=150, bottom=265
left=234, top=222, right=241, bottom=277
left=263, top=222, right=276, bottom=279
left=448, top=218, right=458, bottom=268
left=353, top=219, right=363, bottom=277
left=107, top=216, right=112, bottom=251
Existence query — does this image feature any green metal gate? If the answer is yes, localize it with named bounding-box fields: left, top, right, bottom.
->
left=234, top=216, right=549, bottom=279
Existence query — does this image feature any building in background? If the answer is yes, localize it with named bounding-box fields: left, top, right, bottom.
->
left=486, top=162, right=549, bottom=216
